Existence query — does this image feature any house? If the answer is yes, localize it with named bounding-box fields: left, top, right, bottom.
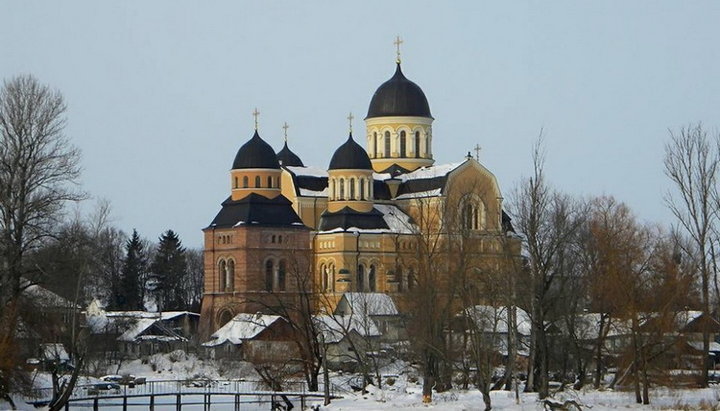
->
left=202, top=313, right=297, bottom=362
left=85, top=301, right=200, bottom=359
left=315, top=314, right=382, bottom=370
left=451, top=305, right=532, bottom=360
left=333, top=292, right=404, bottom=341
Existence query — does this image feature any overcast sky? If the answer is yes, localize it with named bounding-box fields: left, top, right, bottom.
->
left=2, top=1, right=719, bottom=248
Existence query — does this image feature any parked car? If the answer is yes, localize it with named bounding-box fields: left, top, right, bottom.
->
left=87, top=382, right=121, bottom=395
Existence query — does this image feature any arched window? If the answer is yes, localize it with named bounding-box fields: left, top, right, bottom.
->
left=400, top=131, right=406, bottom=157
left=330, top=179, right=335, bottom=200
left=415, top=132, right=421, bottom=158
left=265, top=260, right=274, bottom=291
left=255, top=176, right=261, bottom=188
left=368, top=265, right=376, bottom=292
left=234, top=177, right=238, bottom=189
left=408, top=268, right=415, bottom=290
left=384, top=131, right=391, bottom=158
left=321, top=264, right=328, bottom=291
left=278, top=260, right=287, bottom=291
left=397, top=267, right=403, bottom=292
left=243, top=176, right=249, bottom=188
left=359, top=178, right=365, bottom=200
left=217, top=310, right=233, bottom=328
left=339, top=178, right=345, bottom=200
left=218, top=260, right=227, bottom=292
left=226, top=260, right=235, bottom=291
left=373, top=132, right=378, bottom=158
left=349, top=178, right=356, bottom=200
left=267, top=176, right=272, bottom=188
left=357, top=264, right=365, bottom=292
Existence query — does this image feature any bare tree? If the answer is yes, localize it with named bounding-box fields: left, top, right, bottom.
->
left=0, top=74, right=83, bottom=405
left=509, top=134, right=584, bottom=399
left=663, top=123, right=718, bottom=387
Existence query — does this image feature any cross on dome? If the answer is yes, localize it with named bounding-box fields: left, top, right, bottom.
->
left=394, top=35, right=403, bottom=64
left=474, top=144, right=482, bottom=161
left=347, top=112, right=354, bottom=134
left=252, top=108, right=260, bottom=130
left=282, top=122, right=289, bottom=143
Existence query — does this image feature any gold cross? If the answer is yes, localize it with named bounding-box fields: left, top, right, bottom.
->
left=347, top=112, right=354, bottom=134
left=394, top=35, right=403, bottom=64
left=474, top=144, right=482, bottom=161
left=282, top=122, right=289, bottom=143
left=252, top=107, right=260, bottom=130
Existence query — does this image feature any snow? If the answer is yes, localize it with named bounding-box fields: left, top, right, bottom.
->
left=287, top=165, right=327, bottom=178
left=86, top=310, right=196, bottom=335
left=40, top=343, right=70, bottom=362
left=21, top=281, right=78, bottom=308
left=463, top=305, right=531, bottom=336
left=340, top=293, right=399, bottom=317
left=315, top=314, right=381, bottom=343
left=318, top=205, right=416, bottom=235
left=202, top=313, right=282, bottom=347
left=394, top=188, right=442, bottom=199
left=396, top=162, right=464, bottom=181
left=300, top=187, right=329, bottom=196
left=571, top=313, right=632, bottom=340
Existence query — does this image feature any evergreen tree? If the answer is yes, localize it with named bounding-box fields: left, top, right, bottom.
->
left=115, top=229, right=146, bottom=310
left=150, top=229, right=188, bottom=311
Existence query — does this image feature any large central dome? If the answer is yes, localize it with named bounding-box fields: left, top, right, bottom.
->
left=366, top=63, right=432, bottom=119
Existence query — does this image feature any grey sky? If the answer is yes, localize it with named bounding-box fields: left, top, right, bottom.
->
left=2, top=1, right=719, bottom=248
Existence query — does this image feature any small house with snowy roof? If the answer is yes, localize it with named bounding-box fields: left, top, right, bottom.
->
left=202, top=313, right=297, bottom=361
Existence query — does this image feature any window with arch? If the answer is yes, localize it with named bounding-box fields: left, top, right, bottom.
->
left=396, top=266, right=403, bottom=292
left=226, top=260, right=235, bottom=291
left=373, top=132, right=378, bottom=158
left=400, top=131, right=407, bottom=157
left=330, top=179, right=335, bottom=200
left=408, top=268, right=416, bottom=290
left=415, top=132, right=421, bottom=158
left=359, top=178, right=365, bottom=200
left=321, top=264, right=328, bottom=291
left=255, top=176, right=261, bottom=188
left=217, top=310, right=233, bottom=328
left=218, top=260, right=227, bottom=292
left=384, top=131, right=391, bottom=158
left=265, top=260, right=274, bottom=291
left=243, top=176, right=249, bottom=188
left=267, top=176, right=272, bottom=188
left=461, top=198, right=486, bottom=231
left=339, top=178, right=345, bottom=200
left=278, top=260, right=287, bottom=291
left=357, top=264, right=365, bottom=292
left=368, top=264, right=376, bottom=292
left=234, top=177, right=238, bottom=189
left=349, top=177, right=356, bottom=200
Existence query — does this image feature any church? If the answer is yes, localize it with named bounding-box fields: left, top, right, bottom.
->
left=199, top=46, right=521, bottom=337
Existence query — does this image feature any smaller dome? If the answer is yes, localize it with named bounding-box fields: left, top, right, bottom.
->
left=232, top=130, right=280, bottom=170
left=277, top=142, right=304, bottom=167
left=328, top=133, right=372, bottom=170
left=366, top=63, right=432, bottom=119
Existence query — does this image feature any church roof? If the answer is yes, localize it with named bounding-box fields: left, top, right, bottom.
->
left=277, top=142, right=304, bottom=167
left=366, top=63, right=432, bottom=119
left=208, top=193, right=306, bottom=228
left=328, top=133, right=373, bottom=170
left=318, top=206, right=389, bottom=232
left=232, top=130, right=280, bottom=170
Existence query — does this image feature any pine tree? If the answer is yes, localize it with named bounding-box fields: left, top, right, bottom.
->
left=116, top=229, right=147, bottom=310
left=150, top=229, right=188, bottom=311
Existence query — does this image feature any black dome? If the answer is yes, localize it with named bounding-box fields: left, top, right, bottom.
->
left=232, top=130, right=280, bottom=170
left=366, top=63, right=432, bottom=119
left=277, top=142, right=304, bottom=167
left=328, top=133, right=372, bottom=170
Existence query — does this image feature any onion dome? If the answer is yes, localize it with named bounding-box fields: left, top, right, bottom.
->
left=366, top=63, right=432, bottom=119
left=328, top=133, right=372, bottom=170
left=232, top=130, right=280, bottom=169
left=276, top=142, right=304, bottom=167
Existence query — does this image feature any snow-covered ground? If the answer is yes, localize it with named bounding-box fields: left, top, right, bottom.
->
left=3, top=352, right=719, bottom=410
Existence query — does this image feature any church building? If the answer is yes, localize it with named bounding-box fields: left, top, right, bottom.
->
left=199, top=48, right=521, bottom=337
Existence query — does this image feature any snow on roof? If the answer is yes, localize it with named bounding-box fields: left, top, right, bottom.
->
left=287, top=165, right=327, bottom=178
left=21, top=282, right=78, bottom=309
left=397, top=162, right=463, bottom=181
left=462, top=305, right=532, bottom=336
left=395, top=188, right=442, bottom=200
left=40, top=343, right=69, bottom=362
left=339, top=293, right=400, bottom=317
left=689, top=341, right=720, bottom=352
left=674, top=310, right=705, bottom=329
left=202, top=313, right=283, bottom=347
left=314, top=314, right=381, bottom=343
left=571, top=313, right=632, bottom=340
left=86, top=311, right=197, bottom=335
left=299, top=187, right=328, bottom=197
left=317, top=205, right=417, bottom=235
